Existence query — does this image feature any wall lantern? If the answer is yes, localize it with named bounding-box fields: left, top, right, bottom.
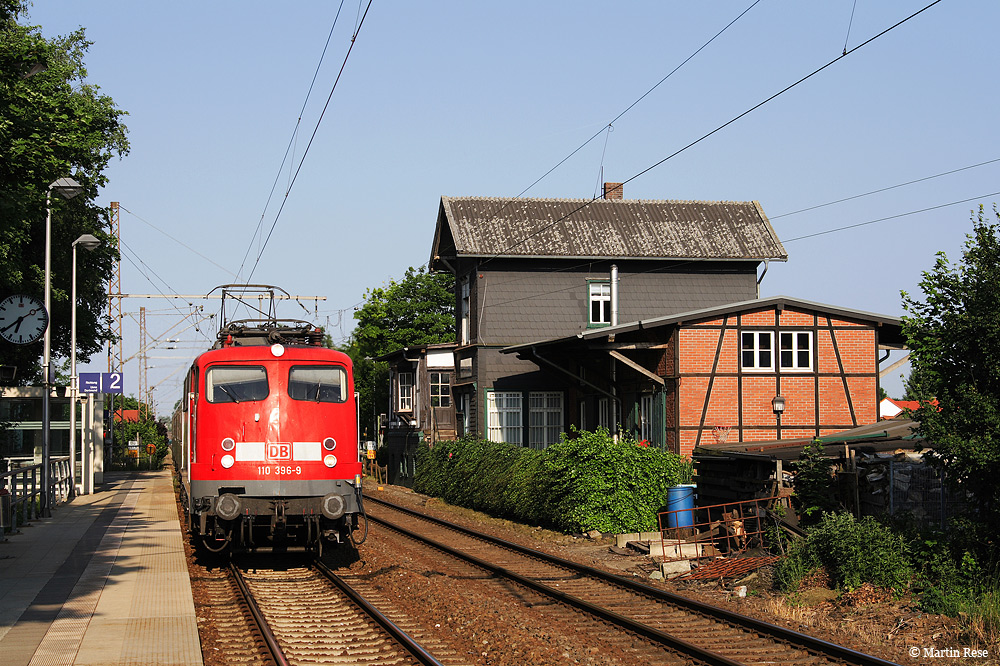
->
left=772, top=394, right=786, bottom=440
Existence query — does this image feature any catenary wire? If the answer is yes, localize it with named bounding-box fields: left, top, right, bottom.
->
left=476, top=0, right=944, bottom=267
left=119, top=205, right=236, bottom=277
left=234, top=0, right=348, bottom=284
left=481, top=0, right=763, bottom=224
left=452, top=162, right=999, bottom=298
left=843, top=0, right=860, bottom=55
left=119, top=239, right=215, bottom=336
left=781, top=191, right=1000, bottom=243
left=770, top=157, right=1000, bottom=219
left=244, top=0, right=373, bottom=285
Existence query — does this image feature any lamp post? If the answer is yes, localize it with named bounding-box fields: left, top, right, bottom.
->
left=42, top=177, right=83, bottom=516
left=70, top=234, right=101, bottom=496
left=771, top=394, right=786, bottom=441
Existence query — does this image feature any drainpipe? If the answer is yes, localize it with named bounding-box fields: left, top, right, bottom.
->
left=610, top=264, right=620, bottom=440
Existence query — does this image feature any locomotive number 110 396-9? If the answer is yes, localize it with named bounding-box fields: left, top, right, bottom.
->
left=257, top=465, right=302, bottom=476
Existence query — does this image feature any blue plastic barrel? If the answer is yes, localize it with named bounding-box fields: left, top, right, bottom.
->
left=665, top=484, right=697, bottom=529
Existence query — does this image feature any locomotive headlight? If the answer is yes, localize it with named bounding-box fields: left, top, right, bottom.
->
left=323, top=437, right=336, bottom=451
left=221, top=437, right=235, bottom=452
left=323, top=454, right=338, bottom=468
left=221, top=454, right=235, bottom=469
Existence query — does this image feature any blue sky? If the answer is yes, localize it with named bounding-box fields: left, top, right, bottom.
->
left=26, top=1, right=1000, bottom=408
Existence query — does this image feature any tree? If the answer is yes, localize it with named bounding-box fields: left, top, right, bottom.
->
left=352, top=266, right=455, bottom=359
left=1, top=2, right=129, bottom=382
left=350, top=266, right=455, bottom=436
left=110, top=394, right=167, bottom=468
left=901, top=205, right=1000, bottom=530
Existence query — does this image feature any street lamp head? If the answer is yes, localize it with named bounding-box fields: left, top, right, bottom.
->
left=49, top=177, right=83, bottom=200
left=73, top=234, right=101, bottom=251
left=771, top=394, right=786, bottom=416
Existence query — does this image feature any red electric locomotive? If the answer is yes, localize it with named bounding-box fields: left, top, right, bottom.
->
left=175, top=286, right=365, bottom=553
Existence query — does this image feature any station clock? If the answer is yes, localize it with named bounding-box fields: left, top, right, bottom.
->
left=0, top=294, right=49, bottom=345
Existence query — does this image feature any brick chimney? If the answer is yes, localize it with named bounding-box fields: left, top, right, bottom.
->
left=603, top=182, right=623, bottom=199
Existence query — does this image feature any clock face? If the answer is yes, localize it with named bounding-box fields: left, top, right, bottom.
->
left=0, top=294, right=49, bottom=345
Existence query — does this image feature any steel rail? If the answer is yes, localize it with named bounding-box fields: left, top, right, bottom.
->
left=312, top=558, right=447, bottom=666
left=366, top=508, right=744, bottom=666
left=228, top=562, right=290, bottom=666
left=365, top=495, right=903, bottom=666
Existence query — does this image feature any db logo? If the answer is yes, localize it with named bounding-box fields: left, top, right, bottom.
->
left=266, top=443, right=292, bottom=461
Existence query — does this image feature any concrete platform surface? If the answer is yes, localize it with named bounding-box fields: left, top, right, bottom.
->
left=0, top=468, right=203, bottom=666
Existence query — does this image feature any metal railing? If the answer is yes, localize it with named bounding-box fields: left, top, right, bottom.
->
left=0, top=457, right=73, bottom=535
left=655, top=495, right=787, bottom=563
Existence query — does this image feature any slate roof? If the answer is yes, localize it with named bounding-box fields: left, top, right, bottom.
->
left=429, top=196, right=788, bottom=270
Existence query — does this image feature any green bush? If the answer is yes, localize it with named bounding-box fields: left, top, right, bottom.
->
left=811, top=512, right=911, bottom=591
left=909, top=536, right=1000, bottom=643
left=413, top=428, right=692, bottom=534
left=908, top=528, right=985, bottom=615
left=774, top=512, right=910, bottom=593
left=413, top=437, right=549, bottom=525
left=544, top=428, right=692, bottom=533
left=905, top=528, right=1000, bottom=643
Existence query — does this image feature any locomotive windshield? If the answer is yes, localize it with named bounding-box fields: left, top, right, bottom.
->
left=288, top=365, right=347, bottom=403
left=206, top=365, right=269, bottom=403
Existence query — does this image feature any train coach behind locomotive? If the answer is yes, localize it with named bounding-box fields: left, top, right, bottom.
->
left=174, top=285, right=365, bottom=553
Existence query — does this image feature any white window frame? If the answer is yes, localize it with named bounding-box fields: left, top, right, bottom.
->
left=597, top=397, right=611, bottom=430
left=741, top=331, right=775, bottom=372
left=486, top=391, right=522, bottom=445
left=397, top=372, right=414, bottom=412
left=429, top=372, right=451, bottom=407
left=779, top=331, right=814, bottom=371
left=529, top=392, right=563, bottom=449
left=589, top=281, right=612, bottom=326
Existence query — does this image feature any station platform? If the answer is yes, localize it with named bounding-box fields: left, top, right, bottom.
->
left=0, top=467, right=203, bottom=666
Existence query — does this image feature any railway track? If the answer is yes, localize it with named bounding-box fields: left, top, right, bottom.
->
left=230, top=558, right=457, bottom=666
left=194, top=553, right=462, bottom=666
left=363, top=495, right=903, bottom=666
left=188, top=565, right=276, bottom=665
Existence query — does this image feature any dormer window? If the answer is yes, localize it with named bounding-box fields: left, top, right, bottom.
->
left=589, top=281, right=611, bottom=326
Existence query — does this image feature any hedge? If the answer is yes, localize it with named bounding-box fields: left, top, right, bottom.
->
left=413, top=427, right=692, bottom=534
